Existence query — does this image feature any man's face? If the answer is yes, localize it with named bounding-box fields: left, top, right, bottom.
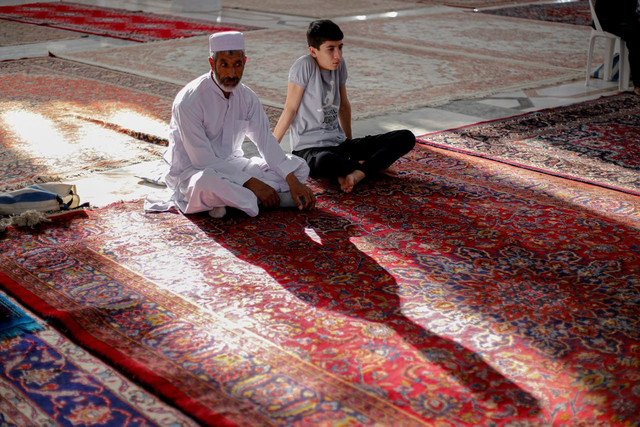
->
left=209, top=50, right=246, bottom=93
left=310, top=40, right=343, bottom=71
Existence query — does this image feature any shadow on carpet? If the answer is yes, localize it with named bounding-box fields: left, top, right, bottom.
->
left=1, top=144, right=639, bottom=425
left=418, top=93, right=640, bottom=196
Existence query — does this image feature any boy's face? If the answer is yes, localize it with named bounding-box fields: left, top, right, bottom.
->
left=310, top=40, right=343, bottom=70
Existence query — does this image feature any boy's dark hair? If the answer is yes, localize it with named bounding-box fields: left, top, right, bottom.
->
left=306, top=19, right=344, bottom=49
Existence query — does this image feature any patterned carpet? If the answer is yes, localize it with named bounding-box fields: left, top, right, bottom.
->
left=480, top=0, right=591, bottom=26
left=0, top=319, right=197, bottom=425
left=0, top=1, right=254, bottom=42
left=221, top=0, right=424, bottom=18
left=339, top=10, right=593, bottom=69
left=58, top=22, right=584, bottom=118
left=0, top=57, right=176, bottom=191
left=1, top=145, right=638, bottom=425
left=220, top=0, right=552, bottom=15
left=417, top=93, right=640, bottom=196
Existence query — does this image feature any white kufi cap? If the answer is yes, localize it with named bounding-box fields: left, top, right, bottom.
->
left=209, top=31, right=245, bottom=56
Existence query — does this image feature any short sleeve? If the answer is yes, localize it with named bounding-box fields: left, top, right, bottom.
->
left=288, top=55, right=314, bottom=89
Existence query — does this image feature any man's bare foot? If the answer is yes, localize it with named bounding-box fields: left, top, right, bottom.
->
left=634, top=86, right=640, bottom=96
left=380, top=166, right=399, bottom=177
left=338, top=170, right=366, bottom=193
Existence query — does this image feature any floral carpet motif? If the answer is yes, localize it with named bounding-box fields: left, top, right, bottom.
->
left=0, top=57, right=177, bottom=191
left=0, top=2, right=255, bottom=42
left=58, top=27, right=583, bottom=119
left=0, top=323, right=196, bottom=425
left=1, top=145, right=639, bottom=425
left=418, top=93, right=640, bottom=196
left=479, top=0, right=591, bottom=26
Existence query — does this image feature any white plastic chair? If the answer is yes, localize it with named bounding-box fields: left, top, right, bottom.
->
left=585, top=0, right=631, bottom=90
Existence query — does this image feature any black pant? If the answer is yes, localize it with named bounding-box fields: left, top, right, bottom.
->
left=293, top=130, right=416, bottom=180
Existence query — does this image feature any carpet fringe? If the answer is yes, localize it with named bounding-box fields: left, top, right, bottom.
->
left=0, top=210, right=50, bottom=233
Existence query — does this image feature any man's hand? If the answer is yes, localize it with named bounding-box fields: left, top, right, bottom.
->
left=243, top=177, right=280, bottom=208
left=286, top=173, right=316, bottom=210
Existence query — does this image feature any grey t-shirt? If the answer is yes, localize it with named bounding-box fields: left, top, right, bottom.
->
left=288, top=54, right=348, bottom=151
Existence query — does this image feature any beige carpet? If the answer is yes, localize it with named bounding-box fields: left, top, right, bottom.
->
left=0, top=20, right=83, bottom=46
left=340, top=10, right=594, bottom=69
left=221, top=0, right=432, bottom=18
left=57, top=10, right=586, bottom=119
left=220, top=0, right=553, bottom=16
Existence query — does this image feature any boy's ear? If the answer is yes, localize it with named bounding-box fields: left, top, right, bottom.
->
left=309, top=46, right=318, bottom=58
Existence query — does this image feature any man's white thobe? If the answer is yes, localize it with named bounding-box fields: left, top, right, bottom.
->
left=161, top=72, right=309, bottom=217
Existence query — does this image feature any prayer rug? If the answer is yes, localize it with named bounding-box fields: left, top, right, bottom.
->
left=58, top=27, right=583, bottom=119
left=1, top=145, right=639, bottom=425
left=0, top=293, right=42, bottom=340
left=0, top=56, right=176, bottom=191
left=0, top=325, right=197, bottom=425
left=479, top=0, right=591, bottom=26
left=0, top=20, right=83, bottom=47
left=417, top=93, right=640, bottom=196
left=0, top=2, right=254, bottom=42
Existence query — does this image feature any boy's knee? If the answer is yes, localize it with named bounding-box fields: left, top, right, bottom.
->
left=399, top=129, right=416, bottom=152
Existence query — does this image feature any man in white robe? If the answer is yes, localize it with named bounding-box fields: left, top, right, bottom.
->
left=159, top=31, right=315, bottom=218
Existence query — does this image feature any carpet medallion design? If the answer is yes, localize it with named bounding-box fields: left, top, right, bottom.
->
left=0, top=2, right=254, bottom=42
left=418, top=93, right=640, bottom=196
left=1, top=146, right=638, bottom=425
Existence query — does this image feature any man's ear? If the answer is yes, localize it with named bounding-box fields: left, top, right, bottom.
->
left=244, top=56, right=247, bottom=64
left=309, top=46, right=317, bottom=58
left=208, top=57, right=215, bottom=70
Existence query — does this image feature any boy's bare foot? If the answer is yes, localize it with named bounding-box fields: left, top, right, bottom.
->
left=380, top=166, right=399, bottom=177
left=634, top=86, right=640, bottom=96
left=338, top=170, right=365, bottom=193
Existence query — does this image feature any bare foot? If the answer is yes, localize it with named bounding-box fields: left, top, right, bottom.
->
left=338, top=170, right=365, bottom=193
left=380, top=166, right=399, bottom=177
left=634, top=87, right=640, bottom=96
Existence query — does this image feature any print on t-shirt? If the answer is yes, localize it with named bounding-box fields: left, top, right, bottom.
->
left=320, top=77, right=339, bottom=130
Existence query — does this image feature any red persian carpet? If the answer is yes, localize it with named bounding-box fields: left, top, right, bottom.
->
left=418, top=93, right=640, bottom=196
left=1, top=145, right=639, bottom=425
left=0, top=2, right=254, bottom=42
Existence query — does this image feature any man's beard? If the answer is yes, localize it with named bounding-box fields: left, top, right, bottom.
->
left=213, top=70, right=240, bottom=92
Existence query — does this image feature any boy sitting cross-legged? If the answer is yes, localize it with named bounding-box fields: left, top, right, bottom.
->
left=273, top=19, right=416, bottom=193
